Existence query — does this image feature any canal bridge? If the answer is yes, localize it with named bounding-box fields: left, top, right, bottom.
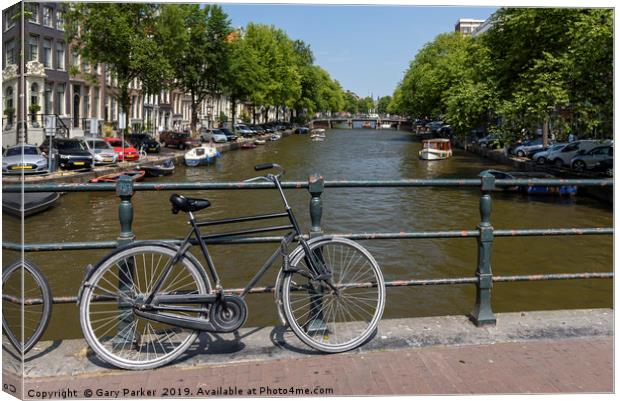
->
left=2, top=173, right=613, bottom=396
left=310, top=117, right=411, bottom=130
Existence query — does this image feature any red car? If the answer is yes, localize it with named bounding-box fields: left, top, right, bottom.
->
left=104, top=137, right=139, bottom=161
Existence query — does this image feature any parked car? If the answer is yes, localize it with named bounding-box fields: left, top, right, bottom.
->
left=219, top=128, right=238, bottom=141
left=104, top=137, right=139, bottom=161
left=547, top=140, right=612, bottom=168
left=2, top=144, right=49, bottom=174
left=234, top=124, right=254, bottom=137
left=128, top=133, right=160, bottom=153
left=43, top=138, right=93, bottom=170
left=570, top=145, right=613, bottom=172
left=160, top=131, right=201, bottom=149
left=531, top=143, right=568, bottom=164
left=593, top=158, right=613, bottom=177
left=478, top=134, right=504, bottom=149
left=295, top=127, right=310, bottom=134
left=75, top=136, right=118, bottom=165
left=513, top=138, right=545, bottom=157
left=200, top=129, right=228, bottom=143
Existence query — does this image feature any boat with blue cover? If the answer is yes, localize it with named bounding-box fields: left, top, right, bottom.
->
left=184, top=145, right=221, bottom=167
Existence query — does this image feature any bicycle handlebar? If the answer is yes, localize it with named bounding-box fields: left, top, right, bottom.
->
left=255, top=163, right=274, bottom=171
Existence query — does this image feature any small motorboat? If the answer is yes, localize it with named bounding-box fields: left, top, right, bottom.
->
left=310, top=129, right=326, bottom=141
left=241, top=143, right=257, bottom=149
left=270, top=133, right=281, bottom=141
left=184, top=145, right=221, bottom=167
left=381, top=123, right=392, bottom=129
left=2, top=192, right=60, bottom=217
left=419, top=139, right=452, bottom=160
left=89, top=170, right=146, bottom=183
left=485, top=170, right=578, bottom=196
left=254, top=139, right=266, bottom=145
left=362, top=121, right=372, bottom=129
left=137, top=159, right=175, bottom=177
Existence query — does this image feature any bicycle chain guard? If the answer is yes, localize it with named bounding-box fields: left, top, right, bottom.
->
left=209, top=295, right=248, bottom=333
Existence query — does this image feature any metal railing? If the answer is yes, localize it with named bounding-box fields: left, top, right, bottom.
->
left=2, top=172, right=613, bottom=326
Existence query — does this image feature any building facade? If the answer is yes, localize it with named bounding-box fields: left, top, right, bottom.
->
left=2, top=2, right=237, bottom=147
left=454, top=18, right=485, bottom=36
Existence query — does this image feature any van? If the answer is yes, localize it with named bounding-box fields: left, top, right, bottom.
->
left=547, top=139, right=613, bottom=167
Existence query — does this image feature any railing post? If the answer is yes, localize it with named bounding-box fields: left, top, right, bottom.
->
left=306, top=174, right=327, bottom=334
left=471, top=171, right=497, bottom=326
left=308, top=174, right=324, bottom=237
left=115, top=175, right=135, bottom=344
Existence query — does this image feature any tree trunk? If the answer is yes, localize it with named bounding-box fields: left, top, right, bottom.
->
left=230, top=96, right=237, bottom=133
left=275, top=105, right=279, bottom=122
left=253, top=105, right=256, bottom=124
left=190, top=92, right=198, bottom=136
left=542, top=116, right=549, bottom=147
left=264, top=106, right=269, bottom=123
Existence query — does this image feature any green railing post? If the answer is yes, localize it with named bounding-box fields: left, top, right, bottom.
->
left=306, top=174, right=327, bottom=334
left=115, top=175, right=135, bottom=344
left=471, top=171, right=497, bottom=326
left=308, top=174, right=324, bottom=237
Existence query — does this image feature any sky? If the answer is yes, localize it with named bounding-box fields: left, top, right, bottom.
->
left=220, top=4, right=497, bottom=99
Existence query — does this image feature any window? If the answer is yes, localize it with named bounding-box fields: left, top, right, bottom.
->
left=55, top=10, right=64, bottom=30
left=30, top=83, right=39, bottom=122
left=55, top=42, right=65, bottom=70
left=5, top=6, right=16, bottom=30
left=72, top=50, right=79, bottom=67
left=28, top=35, right=38, bottom=62
left=83, top=87, right=90, bottom=117
left=5, top=86, right=14, bottom=125
left=44, top=82, right=52, bottom=114
left=82, top=60, right=89, bottom=73
left=42, top=38, right=52, bottom=68
left=27, top=3, right=39, bottom=23
left=111, top=98, right=116, bottom=120
left=55, top=83, right=65, bottom=114
left=93, top=87, right=99, bottom=118
left=5, top=39, right=15, bottom=66
left=42, top=6, right=52, bottom=26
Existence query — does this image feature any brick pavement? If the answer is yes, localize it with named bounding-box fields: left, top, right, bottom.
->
left=16, top=336, right=612, bottom=398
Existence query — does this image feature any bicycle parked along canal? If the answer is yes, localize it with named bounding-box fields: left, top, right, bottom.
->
left=78, top=163, right=386, bottom=369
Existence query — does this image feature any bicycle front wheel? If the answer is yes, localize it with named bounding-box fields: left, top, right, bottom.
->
left=2, top=259, right=52, bottom=354
left=79, top=244, right=210, bottom=370
left=282, top=237, right=385, bottom=353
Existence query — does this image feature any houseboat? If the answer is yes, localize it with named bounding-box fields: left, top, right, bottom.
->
left=419, top=138, right=453, bottom=160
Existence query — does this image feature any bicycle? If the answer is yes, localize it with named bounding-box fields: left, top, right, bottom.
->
left=2, top=259, right=53, bottom=354
left=137, top=145, right=148, bottom=161
left=78, top=163, right=385, bottom=370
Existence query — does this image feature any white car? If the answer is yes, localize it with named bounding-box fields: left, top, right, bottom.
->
left=234, top=124, right=254, bottom=137
left=532, top=143, right=568, bottom=164
left=200, top=129, right=228, bottom=143
left=76, top=136, right=118, bottom=165
left=547, top=140, right=612, bottom=168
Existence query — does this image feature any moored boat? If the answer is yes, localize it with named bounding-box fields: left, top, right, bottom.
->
left=270, top=133, right=281, bottom=141
left=184, top=145, right=221, bottom=167
left=2, top=192, right=60, bottom=217
left=485, top=170, right=578, bottom=196
left=89, top=170, right=146, bottom=183
left=254, top=139, right=266, bottom=145
left=419, top=138, right=452, bottom=160
left=137, top=159, right=175, bottom=177
left=241, top=142, right=257, bottom=149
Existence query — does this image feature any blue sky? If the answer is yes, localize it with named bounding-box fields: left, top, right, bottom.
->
left=220, top=4, right=497, bottom=99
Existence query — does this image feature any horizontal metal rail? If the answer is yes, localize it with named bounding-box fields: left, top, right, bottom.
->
left=2, top=178, right=613, bottom=193
left=4, top=272, right=613, bottom=306
left=2, top=227, right=613, bottom=252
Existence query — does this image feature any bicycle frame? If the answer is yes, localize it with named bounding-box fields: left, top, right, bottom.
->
left=142, top=176, right=327, bottom=308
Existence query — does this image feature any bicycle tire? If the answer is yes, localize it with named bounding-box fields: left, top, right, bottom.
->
left=79, top=244, right=211, bottom=370
left=2, top=259, right=52, bottom=354
left=281, top=237, right=385, bottom=353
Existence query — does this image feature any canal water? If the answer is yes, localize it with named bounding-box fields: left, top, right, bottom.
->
left=3, top=129, right=613, bottom=340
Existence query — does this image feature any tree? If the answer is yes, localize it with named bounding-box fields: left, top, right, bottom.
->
left=158, top=4, right=232, bottom=133
left=343, top=91, right=359, bottom=115
left=377, top=96, right=392, bottom=115
left=65, top=3, right=170, bottom=134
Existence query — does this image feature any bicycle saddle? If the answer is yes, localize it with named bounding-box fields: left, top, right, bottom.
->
left=170, top=194, right=211, bottom=214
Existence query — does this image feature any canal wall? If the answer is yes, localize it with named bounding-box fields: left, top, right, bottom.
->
left=2, top=130, right=296, bottom=185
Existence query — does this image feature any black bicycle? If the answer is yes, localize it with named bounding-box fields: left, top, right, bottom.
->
left=78, top=164, right=385, bottom=369
left=2, top=259, right=53, bottom=354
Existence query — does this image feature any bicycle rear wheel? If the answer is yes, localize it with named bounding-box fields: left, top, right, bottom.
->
left=282, top=237, right=385, bottom=353
left=2, top=259, right=52, bottom=354
left=79, top=244, right=210, bottom=370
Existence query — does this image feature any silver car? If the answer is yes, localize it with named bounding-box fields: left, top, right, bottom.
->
left=200, top=129, right=228, bottom=143
left=2, top=144, right=49, bottom=174
left=76, top=136, right=118, bottom=165
left=531, top=143, right=568, bottom=164
left=570, top=145, right=613, bottom=172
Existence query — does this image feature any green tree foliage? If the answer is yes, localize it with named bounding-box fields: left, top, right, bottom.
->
left=392, top=8, right=613, bottom=140
left=343, top=91, right=359, bottom=114
left=158, top=4, right=232, bottom=133
left=377, top=96, right=392, bottom=114
left=65, top=3, right=170, bottom=133
left=357, top=96, right=375, bottom=114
